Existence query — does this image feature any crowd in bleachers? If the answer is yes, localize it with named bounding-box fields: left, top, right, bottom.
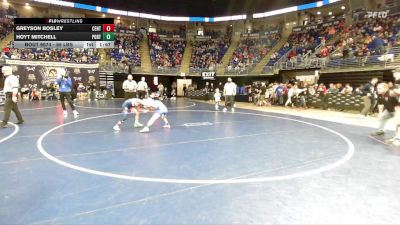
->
left=0, top=6, right=17, bottom=40
left=190, top=38, right=229, bottom=71
left=148, top=33, right=186, bottom=69
left=263, top=19, right=346, bottom=71
left=0, top=18, right=12, bottom=40
left=248, top=80, right=369, bottom=109
left=111, top=33, right=142, bottom=68
left=329, top=15, right=400, bottom=60
left=3, top=47, right=99, bottom=63
left=226, top=33, right=280, bottom=73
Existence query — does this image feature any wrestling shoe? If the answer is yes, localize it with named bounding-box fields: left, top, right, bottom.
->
left=139, top=127, right=150, bottom=133
left=73, top=110, right=79, bottom=119
left=16, top=120, right=24, bottom=125
left=393, top=139, right=400, bottom=146
left=215, top=105, right=219, bottom=110
left=385, top=137, right=395, bottom=143
left=163, top=124, right=171, bottom=128
left=134, top=122, right=144, bottom=128
left=231, top=108, right=235, bottom=113
left=113, top=124, right=120, bottom=131
left=63, top=111, right=68, bottom=118
left=371, top=130, right=385, bottom=136
left=223, top=108, right=227, bottom=112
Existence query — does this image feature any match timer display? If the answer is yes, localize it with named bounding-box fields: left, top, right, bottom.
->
left=13, top=18, right=115, bottom=49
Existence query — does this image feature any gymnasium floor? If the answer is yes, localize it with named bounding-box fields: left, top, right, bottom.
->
left=0, top=98, right=399, bottom=224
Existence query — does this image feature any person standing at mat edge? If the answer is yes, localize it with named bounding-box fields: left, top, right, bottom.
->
left=223, top=77, right=237, bottom=112
left=56, top=73, right=79, bottom=118
left=122, top=74, right=138, bottom=99
left=1, top=66, right=24, bottom=128
left=137, top=77, right=148, bottom=99
left=371, top=82, right=399, bottom=137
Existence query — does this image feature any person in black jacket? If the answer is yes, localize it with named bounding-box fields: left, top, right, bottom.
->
left=371, top=82, right=399, bottom=136
left=360, top=77, right=378, bottom=117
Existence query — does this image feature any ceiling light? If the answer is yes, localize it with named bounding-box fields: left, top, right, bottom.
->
left=317, top=11, right=321, bottom=15
left=341, top=6, right=346, bottom=10
left=117, top=16, right=120, bottom=19
left=328, top=12, right=332, bottom=15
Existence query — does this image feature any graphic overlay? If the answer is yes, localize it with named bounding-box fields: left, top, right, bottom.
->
left=13, top=18, right=115, bottom=48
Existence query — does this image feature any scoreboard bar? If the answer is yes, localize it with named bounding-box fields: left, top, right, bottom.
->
left=13, top=18, right=115, bottom=49
left=13, top=41, right=114, bottom=49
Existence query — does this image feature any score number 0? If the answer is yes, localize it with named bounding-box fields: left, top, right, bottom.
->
left=102, top=24, right=115, bottom=41
left=102, top=24, right=115, bottom=32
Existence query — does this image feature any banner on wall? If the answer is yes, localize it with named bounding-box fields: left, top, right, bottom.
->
left=158, top=34, right=184, bottom=39
left=264, top=30, right=279, bottom=35
left=241, top=33, right=260, bottom=38
left=292, top=27, right=303, bottom=32
left=293, top=19, right=343, bottom=32
left=6, top=59, right=99, bottom=69
left=295, top=75, right=317, bottom=84
left=195, top=36, right=212, bottom=40
left=116, top=28, right=137, bottom=34
left=364, top=10, right=390, bottom=19
left=7, top=63, right=99, bottom=88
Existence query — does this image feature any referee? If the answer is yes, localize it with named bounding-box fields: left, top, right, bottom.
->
left=137, top=77, right=148, bottom=99
left=1, top=66, right=24, bottom=128
left=122, top=74, right=137, bottom=99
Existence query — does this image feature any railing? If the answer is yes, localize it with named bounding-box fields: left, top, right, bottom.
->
left=224, top=64, right=257, bottom=75
left=152, top=66, right=181, bottom=75
left=189, top=67, right=216, bottom=75
left=99, top=46, right=400, bottom=74
left=99, top=63, right=130, bottom=73
left=262, top=45, right=295, bottom=74
left=323, top=47, right=400, bottom=71
left=273, top=46, right=400, bottom=71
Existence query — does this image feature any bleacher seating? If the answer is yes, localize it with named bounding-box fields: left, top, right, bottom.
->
left=111, top=33, right=142, bottom=68
left=226, top=33, right=280, bottom=74
left=263, top=19, right=345, bottom=72
left=190, top=37, right=229, bottom=71
left=329, top=15, right=400, bottom=61
left=148, top=33, right=186, bottom=69
left=5, top=48, right=99, bottom=63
